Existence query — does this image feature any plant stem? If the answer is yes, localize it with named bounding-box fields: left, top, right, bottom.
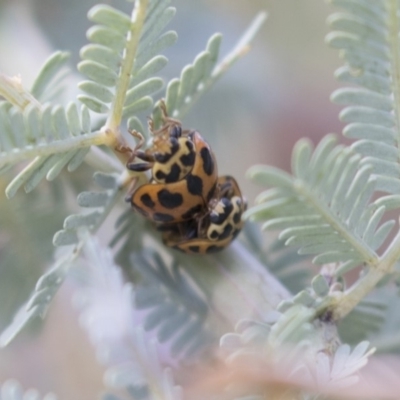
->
left=333, top=227, right=400, bottom=319
left=106, top=0, right=148, bottom=136
left=0, top=130, right=111, bottom=165
left=330, top=0, right=400, bottom=320
left=296, top=179, right=379, bottom=266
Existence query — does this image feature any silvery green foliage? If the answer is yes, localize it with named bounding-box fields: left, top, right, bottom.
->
left=0, top=0, right=177, bottom=197
left=0, top=51, right=93, bottom=198
left=327, top=0, right=400, bottom=198
left=0, top=0, right=267, bottom=350
left=72, top=234, right=182, bottom=400
left=242, top=223, right=310, bottom=293
left=77, top=1, right=175, bottom=115
left=131, top=251, right=214, bottom=357
left=220, top=309, right=374, bottom=398
left=245, top=134, right=396, bottom=273
left=2, top=0, right=397, bottom=398
left=53, top=172, right=122, bottom=246
left=0, top=173, right=122, bottom=346
left=0, top=380, right=57, bottom=400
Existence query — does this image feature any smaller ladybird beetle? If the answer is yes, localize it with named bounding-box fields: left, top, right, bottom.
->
left=160, top=175, right=247, bottom=254
left=126, top=103, right=219, bottom=224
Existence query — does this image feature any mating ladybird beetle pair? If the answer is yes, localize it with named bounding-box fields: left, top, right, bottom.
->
left=122, top=102, right=246, bottom=254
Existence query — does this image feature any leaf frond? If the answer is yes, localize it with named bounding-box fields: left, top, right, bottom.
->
left=73, top=234, right=182, bottom=400
left=327, top=0, right=400, bottom=202
left=0, top=173, right=124, bottom=345
left=245, top=134, right=392, bottom=270
left=79, top=0, right=176, bottom=125
left=131, top=250, right=214, bottom=357
left=53, top=172, right=123, bottom=247
left=0, top=87, right=112, bottom=197
left=0, top=253, right=71, bottom=347
left=31, top=50, right=71, bottom=102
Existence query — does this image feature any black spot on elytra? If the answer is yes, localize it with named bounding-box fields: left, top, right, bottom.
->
left=155, top=163, right=181, bottom=183
left=188, top=245, right=200, bottom=253
left=200, top=147, right=214, bottom=176
left=140, top=193, right=155, bottom=209
left=210, top=230, right=219, bottom=239
left=186, top=174, right=203, bottom=196
left=210, top=198, right=233, bottom=225
left=181, top=204, right=203, bottom=219
left=219, top=223, right=233, bottom=240
left=157, top=189, right=184, bottom=209
left=180, top=144, right=195, bottom=167
left=233, top=211, right=241, bottom=224
left=153, top=212, right=175, bottom=222
left=154, top=138, right=179, bottom=163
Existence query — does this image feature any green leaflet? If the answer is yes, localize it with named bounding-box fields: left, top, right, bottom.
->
left=245, top=135, right=390, bottom=272
left=327, top=0, right=400, bottom=203
left=3, top=103, right=94, bottom=198
left=78, top=1, right=176, bottom=116
left=53, top=172, right=122, bottom=246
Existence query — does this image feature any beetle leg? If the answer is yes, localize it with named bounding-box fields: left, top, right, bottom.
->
left=134, top=150, right=155, bottom=162
left=128, top=129, right=145, bottom=151
left=124, top=130, right=155, bottom=171
left=126, top=161, right=153, bottom=172
left=126, top=147, right=155, bottom=172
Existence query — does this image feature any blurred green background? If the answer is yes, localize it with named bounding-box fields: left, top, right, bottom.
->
left=0, top=0, right=344, bottom=398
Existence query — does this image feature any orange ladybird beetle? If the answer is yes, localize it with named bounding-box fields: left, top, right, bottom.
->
left=160, top=175, right=247, bottom=254
left=126, top=103, right=219, bottom=224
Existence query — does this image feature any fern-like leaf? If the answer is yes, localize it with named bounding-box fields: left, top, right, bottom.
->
left=0, top=52, right=109, bottom=197
left=0, top=173, right=123, bottom=345
left=53, top=172, right=123, bottom=246
left=327, top=0, right=400, bottom=199
left=72, top=235, right=182, bottom=400
left=0, top=252, right=72, bottom=347
left=131, top=250, right=214, bottom=357
left=78, top=1, right=176, bottom=117
left=245, top=134, right=396, bottom=272
left=2, top=102, right=97, bottom=198
left=31, top=50, right=70, bottom=102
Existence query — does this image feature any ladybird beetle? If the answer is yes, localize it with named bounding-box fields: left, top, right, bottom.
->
left=127, top=122, right=197, bottom=184
left=161, top=175, right=247, bottom=253
left=126, top=103, right=219, bottom=224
